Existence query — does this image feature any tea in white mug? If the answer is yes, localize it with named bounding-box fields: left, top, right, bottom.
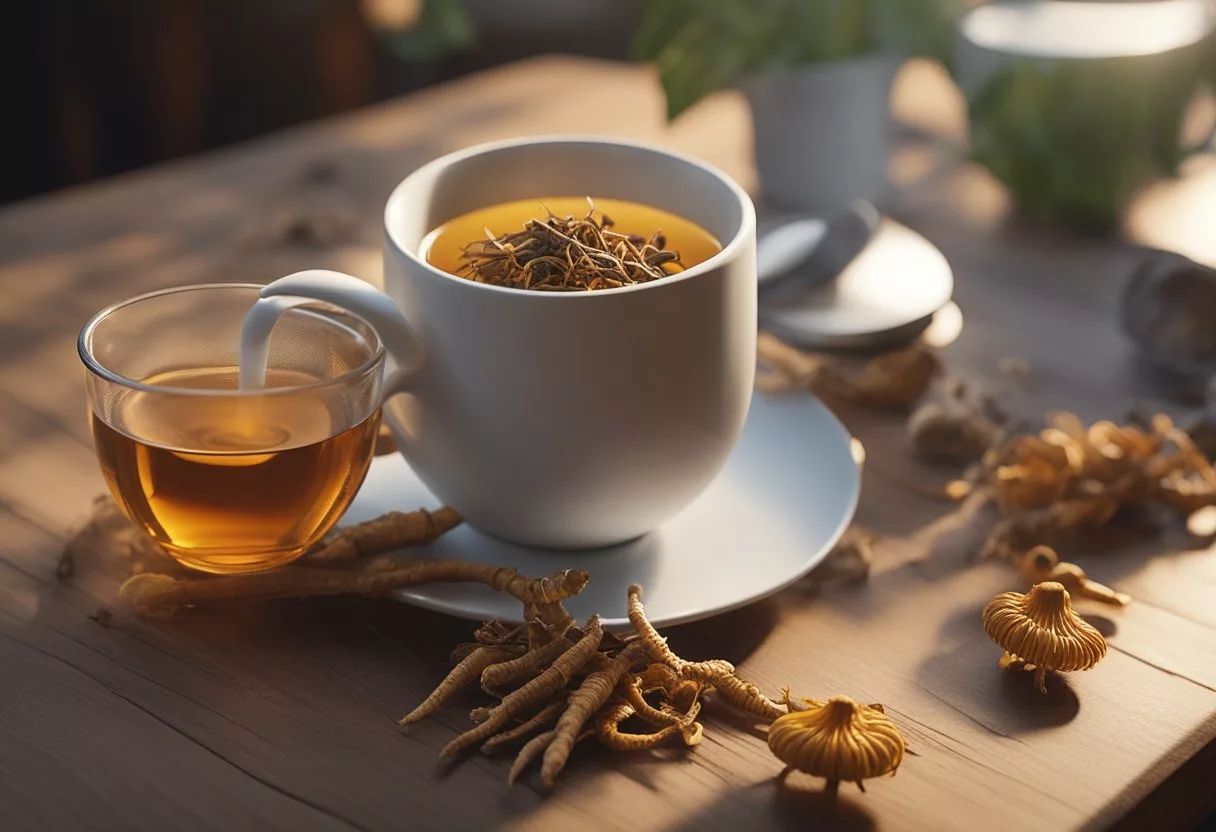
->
left=421, top=197, right=721, bottom=291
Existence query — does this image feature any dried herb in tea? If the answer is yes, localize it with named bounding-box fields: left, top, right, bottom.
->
left=455, top=199, right=690, bottom=292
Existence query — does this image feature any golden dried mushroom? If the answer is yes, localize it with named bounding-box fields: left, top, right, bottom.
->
left=982, top=581, right=1107, bottom=693
left=768, top=695, right=905, bottom=799
left=1018, top=546, right=1130, bottom=607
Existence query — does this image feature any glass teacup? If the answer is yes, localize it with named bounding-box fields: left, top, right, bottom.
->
left=79, top=283, right=383, bottom=574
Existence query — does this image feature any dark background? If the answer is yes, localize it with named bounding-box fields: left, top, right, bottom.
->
left=2, top=0, right=632, bottom=206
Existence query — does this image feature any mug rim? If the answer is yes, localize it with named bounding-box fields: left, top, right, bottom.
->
left=383, top=135, right=756, bottom=300
left=78, top=282, right=387, bottom=398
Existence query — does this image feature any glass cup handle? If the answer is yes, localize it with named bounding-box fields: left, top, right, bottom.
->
left=255, top=270, right=426, bottom=405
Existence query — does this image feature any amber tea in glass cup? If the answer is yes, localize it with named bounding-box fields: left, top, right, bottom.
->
left=79, top=284, right=383, bottom=574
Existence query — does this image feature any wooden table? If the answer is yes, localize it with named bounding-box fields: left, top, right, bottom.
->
left=2, top=57, right=1214, bottom=832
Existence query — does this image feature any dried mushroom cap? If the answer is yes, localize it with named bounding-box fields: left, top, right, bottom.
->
left=983, top=581, right=1107, bottom=692
left=768, top=695, right=905, bottom=798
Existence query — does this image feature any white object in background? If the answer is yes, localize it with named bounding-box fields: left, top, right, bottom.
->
left=339, top=391, right=861, bottom=628
left=760, top=219, right=954, bottom=350
left=741, top=53, right=901, bottom=213
left=757, top=218, right=827, bottom=290
left=955, top=0, right=1216, bottom=96
left=756, top=200, right=881, bottom=293
left=254, top=137, right=759, bottom=550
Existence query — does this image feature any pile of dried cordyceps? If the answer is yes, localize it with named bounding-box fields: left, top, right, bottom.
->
left=959, top=411, right=1216, bottom=562
left=459, top=198, right=683, bottom=291
left=757, top=332, right=1216, bottom=597
left=398, top=583, right=789, bottom=787
left=67, top=499, right=796, bottom=791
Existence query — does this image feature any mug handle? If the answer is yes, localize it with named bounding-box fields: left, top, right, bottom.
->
left=250, top=269, right=426, bottom=403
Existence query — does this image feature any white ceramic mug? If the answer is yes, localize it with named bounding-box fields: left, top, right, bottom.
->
left=251, top=137, right=757, bottom=549
left=741, top=53, right=900, bottom=213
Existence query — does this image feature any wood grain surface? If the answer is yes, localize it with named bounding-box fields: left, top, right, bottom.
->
left=1, top=56, right=1214, bottom=832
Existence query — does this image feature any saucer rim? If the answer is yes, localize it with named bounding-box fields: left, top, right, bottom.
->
left=379, top=392, right=860, bottom=629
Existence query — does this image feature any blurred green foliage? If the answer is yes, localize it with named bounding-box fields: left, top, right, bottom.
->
left=968, top=51, right=1212, bottom=232
left=630, top=0, right=965, bottom=120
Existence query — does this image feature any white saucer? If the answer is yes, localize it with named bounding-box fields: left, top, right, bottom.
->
left=759, top=219, right=954, bottom=350
left=340, top=392, right=861, bottom=628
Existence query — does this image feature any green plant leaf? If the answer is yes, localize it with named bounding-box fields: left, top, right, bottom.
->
left=630, top=0, right=700, bottom=62
left=632, top=0, right=963, bottom=120
left=652, top=0, right=782, bottom=119
left=656, top=19, right=744, bottom=120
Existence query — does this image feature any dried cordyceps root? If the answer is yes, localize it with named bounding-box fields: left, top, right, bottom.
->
left=405, top=584, right=792, bottom=790
left=627, top=584, right=734, bottom=680
left=305, top=507, right=462, bottom=563
left=452, top=623, right=522, bottom=665
left=71, top=495, right=466, bottom=578
left=481, top=697, right=568, bottom=753
left=120, top=562, right=588, bottom=615
left=537, top=643, right=647, bottom=787
left=399, top=645, right=522, bottom=726
left=594, top=699, right=702, bottom=752
left=480, top=633, right=573, bottom=694
left=706, top=672, right=787, bottom=721
left=635, top=663, right=705, bottom=715
left=617, top=676, right=703, bottom=746
left=982, top=581, right=1107, bottom=693
left=438, top=617, right=604, bottom=759
left=635, top=662, right=683, bottom=695
left=617, top=676, right=685, bottom=727
left=459, top=199, right=683, bottom=292
left=474, top=620, right=523, bottom=645
left=768, top=696, right=905, bottom=800
left=756, top=332, right=941, bottom=408
left=1018, top=546, right=1130, bottom=606
left=908, top=377, right=1006, bottom=464
left=508, top=730, right=558, bottom=785
left=627, top=585, right=785, bottom=721
left=849, top=344, right=943, bottom=408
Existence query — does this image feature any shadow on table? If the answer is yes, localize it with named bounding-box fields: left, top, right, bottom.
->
left=663, top=594, right=782, bottom=669
left=914, top=602, right=1081, bottom=735
left=1083, top=613, right=1119, bottom=639
left=665, top=778, right=876, bottom=832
